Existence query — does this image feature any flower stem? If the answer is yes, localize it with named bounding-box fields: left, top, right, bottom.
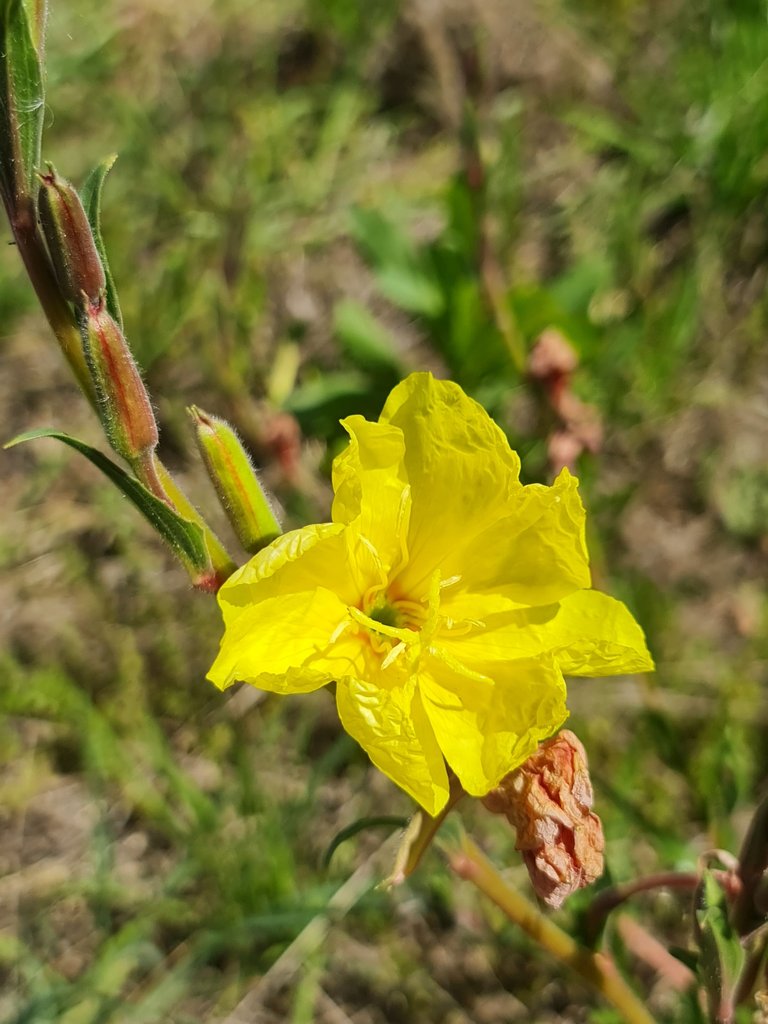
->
left=445, top=833, right=657, bottom=1024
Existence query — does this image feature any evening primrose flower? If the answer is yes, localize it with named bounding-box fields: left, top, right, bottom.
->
left=208, top=373, right=653, bottom=816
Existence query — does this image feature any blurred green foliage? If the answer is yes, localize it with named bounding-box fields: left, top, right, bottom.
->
left=2, top=0, right=768, bottom=1020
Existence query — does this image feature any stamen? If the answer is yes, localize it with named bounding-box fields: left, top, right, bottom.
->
left=358, top=533, right=385, bottom=575
left=440, top=574, right=462, bottom=590
left=422, top=569, right=442, bottom=639
left=438, top=618, right=479, bottom=637
left=370, top=633, right=393, bottom=656
left=381, top=641, right=407, bottom=670
left=349, top=605, right=419, bottom=644
left=428, top=643, right=492, bottom=684
left=330, top=618, right=351, bottom=643
left=389, top=485, right=412, bottom=580
left=393, top=598, right=428, bottom=624
left=361, top=581, right=387, bottom=612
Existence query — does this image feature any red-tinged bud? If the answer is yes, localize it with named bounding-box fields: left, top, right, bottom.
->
left=79, top=300, right=158, bottom=465
left=482, top=730, right=605, bottom=909
left=38, top=164, right=105, bottom=305
left=189, top=407, right=281, bottom=555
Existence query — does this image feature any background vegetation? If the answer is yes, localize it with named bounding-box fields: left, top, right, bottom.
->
left=2, top=0, right=767, bottom=1020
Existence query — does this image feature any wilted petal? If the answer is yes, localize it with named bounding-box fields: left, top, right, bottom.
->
left=482, top=730, right=605, bottom=909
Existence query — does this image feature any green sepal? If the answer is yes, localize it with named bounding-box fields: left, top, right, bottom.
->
left=4, top=429, right=211, bottom=579
left=190, top=406, right=282, bottom=555
left=80, top=154, right=123, bottom=329
left=0, top=0, right=45, bottom=204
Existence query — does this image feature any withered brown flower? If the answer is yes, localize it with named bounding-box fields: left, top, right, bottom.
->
left=482, top=729, right=605, bottom=909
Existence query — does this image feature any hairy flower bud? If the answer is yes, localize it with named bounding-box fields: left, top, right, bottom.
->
left=38, top=165, right=105, bottom=305
left=483, top=730, right=604, bottom=909
left=79, top=300, right=158, bottom=464
left=189, top=406, right=281, bottom=554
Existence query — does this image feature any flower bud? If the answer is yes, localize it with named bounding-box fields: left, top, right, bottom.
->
left=38, top=165, right=106, bottom=305
left=79, top=300, right=158, bottom=464
left=189, top=407, right=281, bottom=554
left=482, top=730, right=604, bottom=909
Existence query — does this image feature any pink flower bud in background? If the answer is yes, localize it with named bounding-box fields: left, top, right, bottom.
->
left=38, top=165, right=105, bottom=305
left=482, top=730, right=605, bottom=909
left=79, top=300, right=158, bottom=466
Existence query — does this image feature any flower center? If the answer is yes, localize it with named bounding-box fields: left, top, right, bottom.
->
left=367, top=600, right=403, bottom=630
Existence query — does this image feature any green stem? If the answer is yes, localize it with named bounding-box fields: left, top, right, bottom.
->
left=446, top=833, right=657, bottom=1024
left=4, top=189, right=236, bottom=595
left=134, top=448, right=173, bottom=507
left=155, top=461, right=238, bottom=588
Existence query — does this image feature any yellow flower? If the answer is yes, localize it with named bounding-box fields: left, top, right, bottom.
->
left=208, top=373, right=653, bottom=816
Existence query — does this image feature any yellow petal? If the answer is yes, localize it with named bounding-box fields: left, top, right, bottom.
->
left=207, top=588, right=350, bottom=692
left=445, top=468, right=590, bottom=614
left=219, top=524, right=343, bottom=620
left=336, top=672, right=450, bottom=816
left=533, top=590, right=655, bottom=676
left=218, top=521, right=385, bottom=625
left=439, top=590, right=654, bottom=677
left=332, top=415, right=410, bottom=577
left=420, top=654, right=568, bottom=797
left=332, top=416, right=406, bottom=522
left=380, top=373, right=522, bottom=598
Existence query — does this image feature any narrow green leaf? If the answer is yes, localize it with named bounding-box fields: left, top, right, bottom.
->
left=80, top=154, right=123, bottom=328
left=0, top=0, right=44, bottom=203
left=333, top=299, right=403, bottom=374
left=349, top=206, right=444, bottom=316
left=4, top=429, right=210, bottom=574
left=322, top=816, right=406, bottom=868
left=349, top=206, right=417, bottom=271
left=375, top=264, right=444, bottom=317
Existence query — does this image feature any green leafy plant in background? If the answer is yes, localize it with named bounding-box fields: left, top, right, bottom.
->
left=2, top=2, right=768, bottom=1023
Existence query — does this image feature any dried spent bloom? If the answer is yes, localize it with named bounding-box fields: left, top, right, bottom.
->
left=208, top=373, right=653, bottom=816
left=483, top=730, right=604, bottom=908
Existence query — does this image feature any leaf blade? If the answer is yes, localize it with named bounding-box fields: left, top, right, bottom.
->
left=4, top=428, right=211, bottom=576
left=0, top=0, right=44, bottom=202
left=80, top=154, right=123, bottom=328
